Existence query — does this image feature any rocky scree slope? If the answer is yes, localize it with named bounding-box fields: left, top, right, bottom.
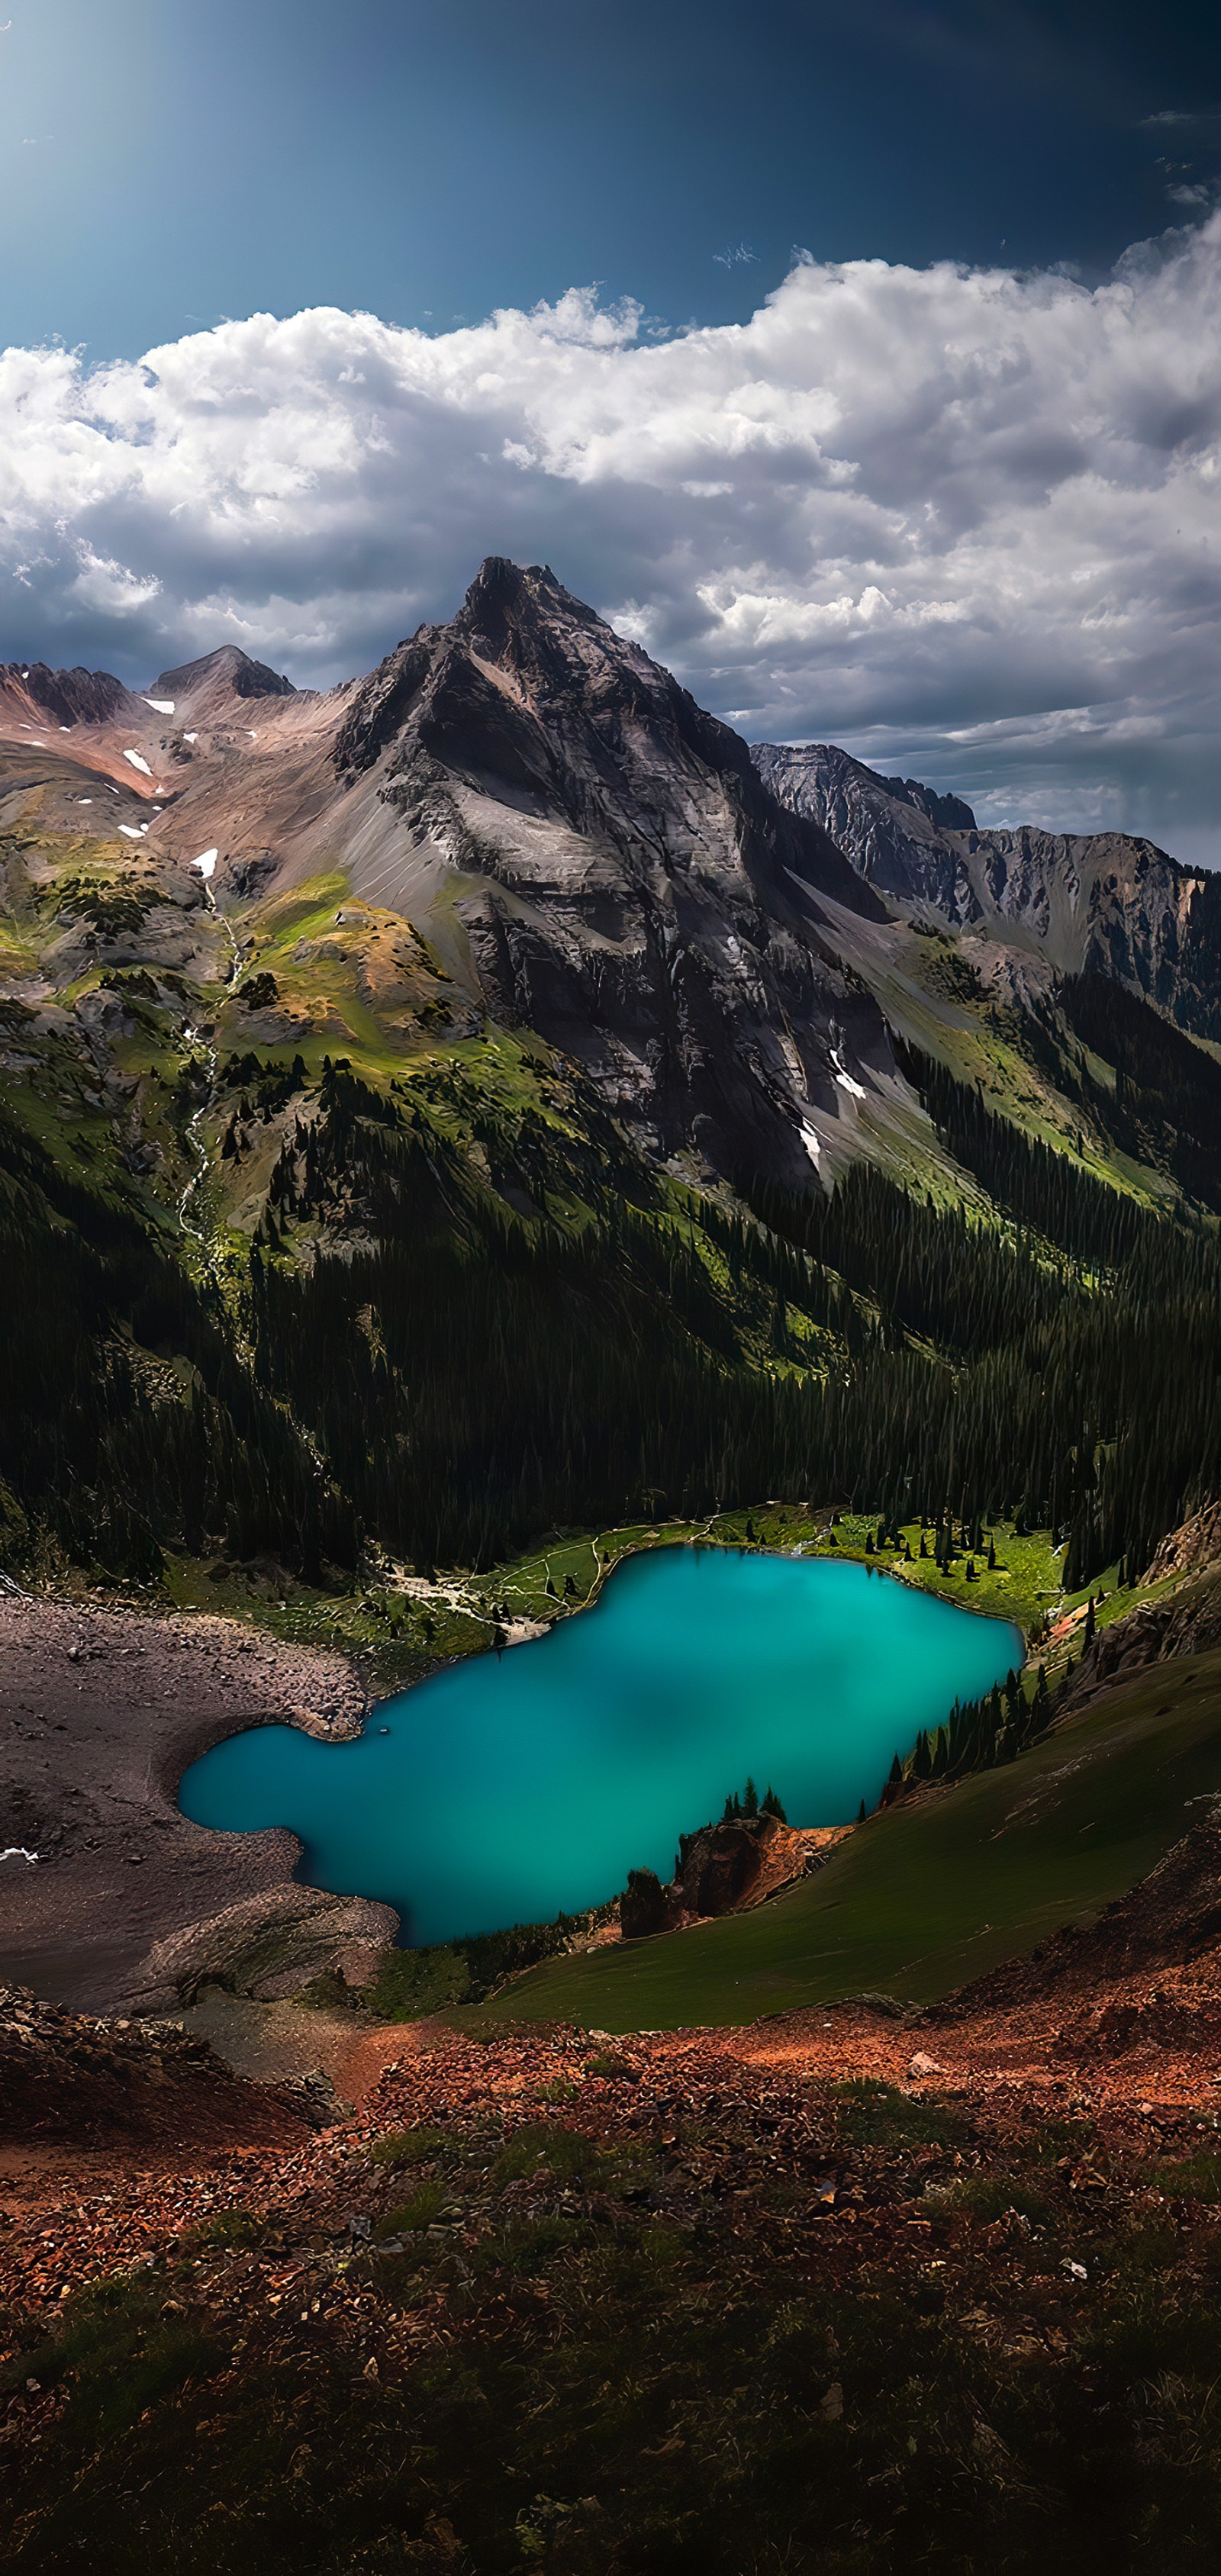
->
left=0, top=1985, right=312, bottom=2149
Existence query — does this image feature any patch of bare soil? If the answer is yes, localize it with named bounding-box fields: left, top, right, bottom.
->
left=0, top=1594, right=388, bottom=2011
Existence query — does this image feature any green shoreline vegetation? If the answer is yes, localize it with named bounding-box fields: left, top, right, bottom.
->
left=473, top=1646, right=1221, bottom=2030
left=131, top=1502, right=1063, bottom=1705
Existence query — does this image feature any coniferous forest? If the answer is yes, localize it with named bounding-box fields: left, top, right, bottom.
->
left=5, top=1013, right=1221, bottom=1596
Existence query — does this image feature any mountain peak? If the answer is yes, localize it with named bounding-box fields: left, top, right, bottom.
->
left=457, top=556, right=606, bottom=648
left=147, top=645, right=296, bottom=712
left=0, top=660, right=143, bottom=727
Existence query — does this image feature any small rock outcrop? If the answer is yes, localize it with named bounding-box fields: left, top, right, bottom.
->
left=679, top=1818, right=770, bottom=1914
left=619, top=1814, right=847, bottom=1939
left=1062, top=1557, right=1221, bottom=1713
left=1145, top=1500, right=1221, bottom=1585
left=620, top=1868, right=671, bottom=1940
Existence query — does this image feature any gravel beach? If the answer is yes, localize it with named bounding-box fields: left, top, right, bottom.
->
left=0, top=1594, right=388, bottom=2011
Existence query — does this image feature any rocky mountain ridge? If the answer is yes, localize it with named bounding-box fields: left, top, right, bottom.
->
left=4, top=556, right=1221, bottom=1613
left=6, top=567, right=1219, bottom=1214
left=753, top=737, right=1221, bottom=1039
left=324, top=558, right=898, bottom=1180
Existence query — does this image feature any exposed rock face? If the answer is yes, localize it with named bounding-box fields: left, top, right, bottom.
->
left=752, top=742, right=983, bottom=926
left=620, top=1869, right=670, bottom=1940
left=619, top=1814, right=849, bottom=1938
left=1065, top=1582, right=1221, bottom=1709
left=0, top=662, right=144, bottom=729
left=1045, top=1503, right=1221, bottom=1711
left=329, top=559, right=894, bottom=1181
left=1146, top=1502, right=1221, bottom=1584
left=755, top=739, right=1221, bottom=1041
left=680, top=1818, right=768, bottom=1915
left=673, top=1814, right=848, bottom=1915
left=129, top=1887, right=396, bottom=2013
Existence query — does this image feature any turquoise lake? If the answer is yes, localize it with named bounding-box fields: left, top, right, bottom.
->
left=179, top=1547, right=1022, bottom=1946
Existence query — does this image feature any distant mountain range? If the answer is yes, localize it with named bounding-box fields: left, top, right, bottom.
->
left=753, top=738, right=1221, bottom=1042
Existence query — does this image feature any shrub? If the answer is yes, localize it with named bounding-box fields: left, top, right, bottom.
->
left=369, top=2126, right=446, bottom=2169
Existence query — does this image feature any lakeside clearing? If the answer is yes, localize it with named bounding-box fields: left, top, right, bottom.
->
left=146, top=1506, right=1068, bottom=1699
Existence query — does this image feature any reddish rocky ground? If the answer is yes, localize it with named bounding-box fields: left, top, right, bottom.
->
left=5, top=1837, right=1221, bottom=2574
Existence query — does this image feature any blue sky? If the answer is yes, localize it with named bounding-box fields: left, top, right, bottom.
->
left=3, top=0, right=1219, bottom=356
left=2, top=1, right=1221, bottom=858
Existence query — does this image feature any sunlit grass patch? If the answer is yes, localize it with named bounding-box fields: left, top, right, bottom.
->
left=929, top=2171, right=1054, bottom=2227
left=177, top=2206, right=262, bottom=2251
left=587, top=2048, right=636, bottom=2080
left=1149, top=2153, right=1221, bottom=2204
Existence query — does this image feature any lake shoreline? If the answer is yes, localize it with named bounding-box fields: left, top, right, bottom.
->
left=183, top=1546, right=1023, bottom=1956
left=6, top=1519, right=1045, bottom=2021
left=0, top=1591, right=393, bottom=2016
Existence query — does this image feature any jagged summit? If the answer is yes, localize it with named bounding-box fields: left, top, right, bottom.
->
left=149, top=644, right=297, bottom=716
left=333, top=558, right=878, bottom=926
left=0, top=660, right=145, bottom=727
left=457, top=555, right=592, bottom=634
left=754, top=735, right=1221, bottom=1033
left=883, top=772, right=978, bottom=836
left=325, top=556, right=892, bottom=1179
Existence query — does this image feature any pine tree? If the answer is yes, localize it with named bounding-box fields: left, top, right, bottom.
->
left=743, top=1776, right=759, bottom=1818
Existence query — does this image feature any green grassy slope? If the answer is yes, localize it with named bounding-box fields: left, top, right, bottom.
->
left=486, top=1651, right=1221, bottom=2030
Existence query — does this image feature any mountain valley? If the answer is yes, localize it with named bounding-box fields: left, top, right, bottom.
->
left=3, top=559, right=1221, bottom=1614
left=8, top=562, right=1221, bottom=2568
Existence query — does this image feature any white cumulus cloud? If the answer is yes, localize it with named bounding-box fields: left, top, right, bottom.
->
left=4, top=224, right=1221, bottom=858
